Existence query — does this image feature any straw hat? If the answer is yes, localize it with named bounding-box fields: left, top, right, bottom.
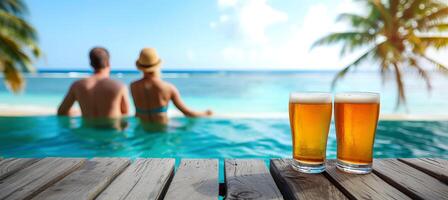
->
left=136, top=48, right=162, bottom=72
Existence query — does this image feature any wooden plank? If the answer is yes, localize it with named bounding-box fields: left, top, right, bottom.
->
left=164, top=159, right=218, bottom=200
left=399, top=158, right=448, bottom=184
left=97, top=158, right=175, bottom=200
left=225, top=159, right=283, bottom=200
left=0, top=158, right=39, bottom=180
left=324, top=160, right=410, bottom=200
left=373, top=159, right=448, bottom=200
left=32, top=158, right=130, bottom=200
left=270, top=159, right=347, bottom=200
left=0, top=157, right=85, bottom=200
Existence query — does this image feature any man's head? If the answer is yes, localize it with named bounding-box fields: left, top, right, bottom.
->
left=89, top=47, right=110, bottom=71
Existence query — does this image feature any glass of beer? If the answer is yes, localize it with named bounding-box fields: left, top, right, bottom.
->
left=289, top=92, right=332, bottom=173
left=335, top=92, right=380, bottom=174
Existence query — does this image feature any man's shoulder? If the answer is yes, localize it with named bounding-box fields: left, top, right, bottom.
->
left=104, top=78, right=126, bottom=88
left=71, top=78, right=87, bottom=88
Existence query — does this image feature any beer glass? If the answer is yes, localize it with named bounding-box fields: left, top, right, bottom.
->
left=289, top=92, right=332, bottom=173
left=335, top=92, right=380, bottom=174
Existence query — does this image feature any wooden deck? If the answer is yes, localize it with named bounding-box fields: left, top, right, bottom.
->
left=0, top=158, right=446, bottom=199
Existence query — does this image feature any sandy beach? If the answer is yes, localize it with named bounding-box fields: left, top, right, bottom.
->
left=0, top=105, right=56, bottom=116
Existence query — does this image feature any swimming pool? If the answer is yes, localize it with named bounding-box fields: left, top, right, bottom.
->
left=0, top=116, right=446, bottom=159
left=0, top=71, right=447, bottom=159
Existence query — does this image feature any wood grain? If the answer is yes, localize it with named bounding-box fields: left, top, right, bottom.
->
left=164, top=159, right=218, bottom=200
left=374, top=159, right=448, bottom=200
left=96, top=158, right=175, bottom=200
left=0, top=157, right=85, bottom=200
left=270, top=159, right=347, bottom=200
left=324, top=160, right=410, bottom=200
left=225, top=159, right=283, bottom=200
left=0, top=158, right=39, bottom=180
left=32, top=158, right=129, bottom=200
left=399, top=158, right=448, bottom=184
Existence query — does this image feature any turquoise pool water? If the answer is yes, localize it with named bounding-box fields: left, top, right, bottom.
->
left=0, top=71, right=447, bottom=159
left=0, top=116, right=447, bottom=159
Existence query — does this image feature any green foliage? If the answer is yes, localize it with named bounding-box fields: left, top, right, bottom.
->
left=313, top=0, right=448, bottom=108
left=0, top=0, right=41, bottom=92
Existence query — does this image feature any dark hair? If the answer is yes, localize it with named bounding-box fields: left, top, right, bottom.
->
left=89, top=47, right=110, bottom=70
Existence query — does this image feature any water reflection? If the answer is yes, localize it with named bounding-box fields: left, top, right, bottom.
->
left=0, top=116, right=446, bottom=160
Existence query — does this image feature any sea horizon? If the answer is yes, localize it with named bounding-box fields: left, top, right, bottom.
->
left=37, top=68, right=341, bottom=74
left=28, top=68, right=443, bottom=74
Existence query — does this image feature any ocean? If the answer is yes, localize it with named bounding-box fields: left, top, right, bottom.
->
left=1, top=70, right=448, bottom=116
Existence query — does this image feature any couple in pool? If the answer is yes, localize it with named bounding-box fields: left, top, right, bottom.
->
left=57, top=47, right=212, bottom=130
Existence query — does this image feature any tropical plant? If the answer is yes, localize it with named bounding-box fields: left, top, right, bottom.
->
left=313, top=0, right=448, bottom=108
left=0, top=0, right=41, bottom=92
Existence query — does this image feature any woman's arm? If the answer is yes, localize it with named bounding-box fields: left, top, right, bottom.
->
left=170, top=84, right=212, bottom=117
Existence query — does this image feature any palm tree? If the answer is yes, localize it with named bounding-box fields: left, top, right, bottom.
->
left=313, top=0, right=448, bottom=108
left=0, top=0, right=41, bottom=92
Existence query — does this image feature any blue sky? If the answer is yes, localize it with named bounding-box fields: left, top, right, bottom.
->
left=27, top=0, right=364, bottom=70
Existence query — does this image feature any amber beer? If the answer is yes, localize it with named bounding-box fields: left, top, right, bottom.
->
left=289, top=93, right=332, bottom=173
left=335, top=92, right=380, bottom=174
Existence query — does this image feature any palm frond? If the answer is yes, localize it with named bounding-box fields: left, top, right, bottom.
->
left=313, top=0, right=448, bottom=109
left=379, top=61, right=391, bottom=85
left=0, top=33, right=32, bottom=71
left=0, top=0, right=27, bottom=16
left=312, top=32, right=374, bottom=48
left=0, top=11, right=42, bottom=58
left=368, top=0, right=393, bottom=29
left=337, top=13, right=378, bottom=29
left=420, top=21, right=448, bottom=32
left=0, top=0, right=39, bottom=92
left=1, top=60, right=24, bottom=92
left=392, top=63, right=406, bottom=108
left=409, top=57, right=432, bottom=91
left=331, top=45, right=377, bottom=89
left=419, top=7, right=448, bottom=26
left=312, top=32, right=358, bottom=47
left=418, top=36, right=448, bottom=49
left=0, top=10, right=38, bottom=43
left=421, top=54, right=448, bottom=74
left=402, top=0, right=423, bottom=19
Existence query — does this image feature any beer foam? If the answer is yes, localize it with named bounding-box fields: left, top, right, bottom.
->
left=335, top=92, right=380, bottom=103
left=289, top=93, right=332, bottom=103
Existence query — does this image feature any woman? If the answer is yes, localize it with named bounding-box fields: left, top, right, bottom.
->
left=130, top=48, right=212, bottom=125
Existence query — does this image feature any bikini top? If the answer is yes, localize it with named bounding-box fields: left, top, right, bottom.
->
left=136, top=82, right=169, bottom=115
left=135, top=105, right=168, bottom=115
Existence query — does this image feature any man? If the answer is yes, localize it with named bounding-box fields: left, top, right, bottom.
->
left=57, top=47, right=130, bottom=120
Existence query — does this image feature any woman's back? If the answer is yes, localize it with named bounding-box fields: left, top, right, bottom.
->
left=130, top=47, right=212, bottom=127
left=130, top=78, right=172, bottom=124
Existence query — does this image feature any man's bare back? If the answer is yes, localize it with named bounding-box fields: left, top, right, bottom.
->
left=58, top=76, right=129, bottom=117
left=57, top=47, right=130, bottom=118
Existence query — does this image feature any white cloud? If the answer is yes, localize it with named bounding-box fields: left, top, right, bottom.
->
left=221, top=47, right=245, bottom=61
left=209, top=22, right=217, bottom=29
left=218, top=0, right=238, bottom=8
left=219, top=14, right=230, bottom=23
left=211, top=0, right=364, bottom=69
left=237, top=0, right=288, bottom=44
left=213, top=0, right=288, bottom=44
left=186, top=49, right=196, bottom=62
